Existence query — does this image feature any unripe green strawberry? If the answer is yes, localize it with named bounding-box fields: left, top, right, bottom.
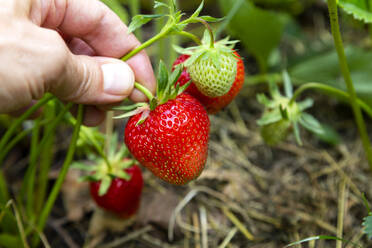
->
left=260, top=119, right=291, bottom=146
left=175, top=32, right=239, bottom=98
left=187, top=52, right=237, bottom=97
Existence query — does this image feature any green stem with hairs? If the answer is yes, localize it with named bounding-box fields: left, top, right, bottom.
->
left=32, top=104, right=84, bottom=247
left=121, top=29, right=171, bottom=61
left=290, top=82, right=372, bottom=118
left=327, top=0, right=372, bottom=170
left=196, top=18, right=215, bottom=48
left=134, top=82, right=155, bottom=101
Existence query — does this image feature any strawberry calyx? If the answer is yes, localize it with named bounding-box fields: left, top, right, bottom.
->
left=257, top=72, right=325, bottom=145
left=71, top=134, right=137, bottom=196
left=113, top=61, right=190, bottom=124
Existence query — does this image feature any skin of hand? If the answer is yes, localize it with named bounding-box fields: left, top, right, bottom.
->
left=0, top=0, right=156, bottom=126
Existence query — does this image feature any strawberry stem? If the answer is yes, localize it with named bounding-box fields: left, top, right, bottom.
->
left=196, top=18, right=215, bottom=48
left=121, top=30, right=171, bottom=61
left=134, top=82, right=155, bottom=102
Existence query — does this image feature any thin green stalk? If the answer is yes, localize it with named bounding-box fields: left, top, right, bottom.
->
left=0, top=129, right=31, bottom=167
left=134, top=82, right=155, bottom=101
left=25, top=118, right=41, bottom=219
left=36, top=102, right=69, bottom=214
left=0, top=95, right=55, bottom=158
left=121, top=30, right=171, bottom=61
left=0, top=171, right=9, bottom=205
left=155, top=4, right=167, bottom=71
left=32, top=104, right=84, bottom=247
left=327, top=0, right=372, bottom=171
left=196, top=18, right=215, bottom=48
left=105, top=111, right=114, bottom=156
left=290, top=83, right=372, bottom=118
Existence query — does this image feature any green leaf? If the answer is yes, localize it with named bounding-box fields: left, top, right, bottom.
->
left=191, top=0, right=204, bottom=19
left=113, top=103, right=148, bottom=111
left=199, top=16, right=224, bottom=22
left=299, top=113, right=324, bottom=135
left=315, top=123, right=341, bottom=146
left=98, top=176, right=112, bottom=196
left=293, top=121, right=302, bottom=146
left=218, top=0, right=290, bottom=69
left=154, top=0, right=168, bottom=9
left=257, top=110, right=282, bottom=126
left=169, top=65, right=183, bottom=86
left=256, top=94, right=271, bottom=106
left=115, top=170, right=131, bottom=181
left=297, top=98, right=314, bottom=111
left=363, top=215, right=372, bottom=239
left=157, top=61, right=170, bottom=100
left=338, top=0, right=372, bottom=23
left=71, top=162, right=97, bottom=171
left=282, top=70, right=293, bottom=98
left=128, top=14, right=164, bottom=33
left=290, top=46, right=372, bottom=108
left=113, top=107, right=147, bottom=119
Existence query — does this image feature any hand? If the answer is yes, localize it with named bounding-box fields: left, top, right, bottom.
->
left=0, top=0, right=156, bottom=126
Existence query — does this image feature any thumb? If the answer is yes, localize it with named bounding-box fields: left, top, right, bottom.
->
left=50, top=54, right=135, bottom=105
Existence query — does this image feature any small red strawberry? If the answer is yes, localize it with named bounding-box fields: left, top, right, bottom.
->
left=174, top=31, right=244, bottom=100
left=90, top=165, right=143, bottom=218
left=124, top=93, right=210, bottom=185
left=72, top=134, right=144, bottom=219
left=116, top=62, right=210, bottom=185
left=173, top=51, right=245, bottom=114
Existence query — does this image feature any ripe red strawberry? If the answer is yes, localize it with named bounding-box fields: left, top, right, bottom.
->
left=124, top=93, right=210, bottom=185
left=173, top=52, right=245, bottom=114
left=90, top=165, right=143, bottom=218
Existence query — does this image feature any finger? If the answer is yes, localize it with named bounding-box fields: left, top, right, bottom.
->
left=31, top=0, right=156, bottom=100
left=68, top=38, right=95, bottom=56
left=49, top=51, right=135, bottom=106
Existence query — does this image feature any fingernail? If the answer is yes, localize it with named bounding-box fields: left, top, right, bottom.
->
left=102, top=62, right=135, bottom=95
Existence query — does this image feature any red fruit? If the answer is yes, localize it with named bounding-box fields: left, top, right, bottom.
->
left=124, top=93, right=210, bottom=185
left=90, top=165, right=143, bottom=218
left=173, top=52, right=245, bottom=114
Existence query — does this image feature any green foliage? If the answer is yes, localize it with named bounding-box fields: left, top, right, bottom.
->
left=218, top=0, right=290, bottom=72
left=338, top=0, right=372, bottom=23
left=363, top=214, right=372, bottom=239
left=0, top=234, right=22, bottom=248
left=128, top=14, right=164, bottom=33
left=290, top=46, right=372, bottom=107
left=315, top=123, right=341, bottom=146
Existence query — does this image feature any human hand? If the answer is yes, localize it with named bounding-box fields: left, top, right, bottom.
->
left=0, top=0, right=156, bottom=126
